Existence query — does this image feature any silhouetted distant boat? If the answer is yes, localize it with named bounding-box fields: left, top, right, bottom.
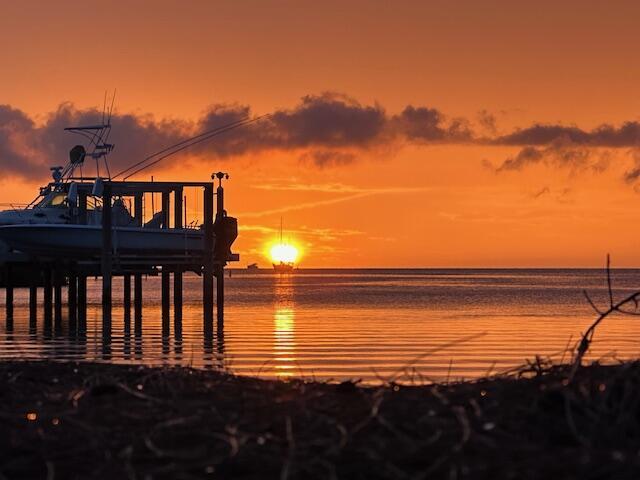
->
left=247, top=263, right=259, bottom=271
left=273, top=261, right=294, bottom=273
left=272, top=218, right=295, bottom=273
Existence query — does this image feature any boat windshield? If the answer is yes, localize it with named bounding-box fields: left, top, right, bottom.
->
left=36, top=192, right=68, bottom=208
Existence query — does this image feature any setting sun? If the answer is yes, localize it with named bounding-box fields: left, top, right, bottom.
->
left=270, top=243, right=299, bottom=264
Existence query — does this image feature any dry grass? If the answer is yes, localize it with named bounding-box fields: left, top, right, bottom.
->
left=2, top=359, right=640, bottom=479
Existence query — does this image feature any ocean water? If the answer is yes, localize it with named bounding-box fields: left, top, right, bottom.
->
left=1, top=269, right=640, bottom=383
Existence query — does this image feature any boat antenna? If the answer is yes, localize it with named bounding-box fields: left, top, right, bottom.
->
left=63, top=91, right=116, bottom=182
left=102, top=91, right=107, bottom=125
left=114, top=116, right=246, bottom=179
left=101, top=89, right=117, bottom=179
left=115, top=113, right=270, bottom=180
left=63, top=90, right=117, bottom=180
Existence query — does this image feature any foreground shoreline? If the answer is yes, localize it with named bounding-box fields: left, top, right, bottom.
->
left=2, top=360, right=640, bottom=479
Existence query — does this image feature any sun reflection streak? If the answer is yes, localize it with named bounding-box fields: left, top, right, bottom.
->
left=273, top=277, right=296, bottom=378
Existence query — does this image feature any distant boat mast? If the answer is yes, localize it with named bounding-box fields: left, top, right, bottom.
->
left=273, top=216, right=294, bottom=273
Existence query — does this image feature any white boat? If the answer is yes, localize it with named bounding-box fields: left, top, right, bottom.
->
left=0, top=224, right=206, bottom=258
left=0, top=122, right=135, bottom=262
left=0, top=111, right=239, bottom=263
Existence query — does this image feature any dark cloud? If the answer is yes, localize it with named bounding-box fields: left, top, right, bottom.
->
left=0, top=92, right=475, bottom=180
left=299, top=150, right=357, bottom=168
left=532, top=186, right=550, bottom=199
left=191, top=93, right=388, bottom=157
left=624, top=167, right=640, bottom=183
left=530, top=186, right=573, bottom=202
left=476, top=109, right=498, bottom=135
left=624, top=150, right=640, bottom=184
left=0, top=102, right=191, bottom=180
left=495, top=122, right=640, bottom=147
left=0, top=105, right=41, bottom=176
left=391, top=106, right=473, bottom=143
left=495, top=146, right=545, bottom=171
left=495, top=139, right=593, bottom=173
left=4, top=93, right=640, bottom=184
left=270, top=93, right=386, bottom=148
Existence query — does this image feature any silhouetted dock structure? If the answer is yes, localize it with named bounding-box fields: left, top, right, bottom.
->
left=0, top=173, right=238, bottom=338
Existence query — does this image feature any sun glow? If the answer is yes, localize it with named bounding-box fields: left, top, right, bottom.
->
left=270, top=243, right=299, bottom=264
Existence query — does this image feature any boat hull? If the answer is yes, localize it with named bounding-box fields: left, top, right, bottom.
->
left=273, top=262, right=294, bottom=273
left=0, top=224, right=207, bottom=258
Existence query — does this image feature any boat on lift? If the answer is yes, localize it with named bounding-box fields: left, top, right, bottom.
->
left=0, top=96, right=255, bottom=261
left=0, top=118, right=134, bottom=260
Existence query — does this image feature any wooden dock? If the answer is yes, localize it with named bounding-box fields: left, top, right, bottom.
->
left=0, top=173, right=238, bottom=336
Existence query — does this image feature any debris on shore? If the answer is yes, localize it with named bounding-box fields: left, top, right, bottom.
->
left=2, top=360, right=640, bottom=479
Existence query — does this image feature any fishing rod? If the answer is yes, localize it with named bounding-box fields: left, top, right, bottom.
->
left=113, top=115, right=250, bottom=179
left=114, top=114, right=270, bottom=180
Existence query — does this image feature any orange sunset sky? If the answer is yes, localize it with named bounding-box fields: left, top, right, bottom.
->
left=2, top=0, right=640, bottom=267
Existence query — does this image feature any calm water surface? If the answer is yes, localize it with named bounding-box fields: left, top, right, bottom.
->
left=2, top=269, right=640, bottom=383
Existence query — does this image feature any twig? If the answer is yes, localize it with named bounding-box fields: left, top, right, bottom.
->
left=386, top=332, right=487, bottom=384
left=571, top=255, right=640, bottom=380
left=606, top=254, right=614, bottom=308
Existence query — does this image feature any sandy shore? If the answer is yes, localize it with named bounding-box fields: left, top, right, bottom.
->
left=1, top=360, right=639, bottom=479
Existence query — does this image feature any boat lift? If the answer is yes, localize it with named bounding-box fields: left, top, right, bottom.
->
left=1, top=172, right=239, bottom=339
left=0, top=108, right=259, bottom=339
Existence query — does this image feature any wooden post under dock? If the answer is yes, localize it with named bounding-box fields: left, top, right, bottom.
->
left=29, top=276, right=37, bottom=328
left=101, top=183, right=113, bottom=331
left=133, top=193, right=143, bottom=327
left=203, top=183, right=214, bottom=333
left=54, top=269, right=63, bottom=329
left=5, top=265, right=13, bottom=324
left=134, top=274, right=142, bottom=333
left=77, top=274, right=87, bottom=328
left=173, top=187, right=183, bottom=334
left=123, top=274, right=131, bottom=331
left=216, top=181, right=225, bottom=327
left=161, top=191, right=170, bottom=334
left=43, top=267, right=53, bottom=328
left=68, top=272, right=77, bottom=331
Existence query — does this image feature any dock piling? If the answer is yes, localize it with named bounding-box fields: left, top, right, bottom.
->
left=161, top=191, right=170, bottom=333
left=101, top=184, right=113, bottom=330
left=29, top=276, right=37, bottom=330
left=68, top=272, right=77, bottom=331
left=5, top=265, right=13, bottom=324
left=174, top=188, right=183, bottom=331
left=216, top=265, right=224, bottom=328
left=77, top=274, right=87, bottom=328
left=161, top=269, right=170, bottom=335
left=203, top=184, right=214, bottom=332
left=123, top=274, right=131, bottom=330
left=54, top=269, right=63, bottom=330
left=215, top=180, right=225, bottom=326
left=133, top=192, right=144, bottom=328
left=43, top=267, right=53, bottom=327
left=134, top=274, right=142, bottom=330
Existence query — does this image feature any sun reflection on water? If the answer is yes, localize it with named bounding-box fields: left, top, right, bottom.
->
left=273, top=277, right=296, bottom=378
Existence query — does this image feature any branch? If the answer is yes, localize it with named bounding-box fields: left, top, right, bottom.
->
left=571, top=255, right=640, bottom=380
